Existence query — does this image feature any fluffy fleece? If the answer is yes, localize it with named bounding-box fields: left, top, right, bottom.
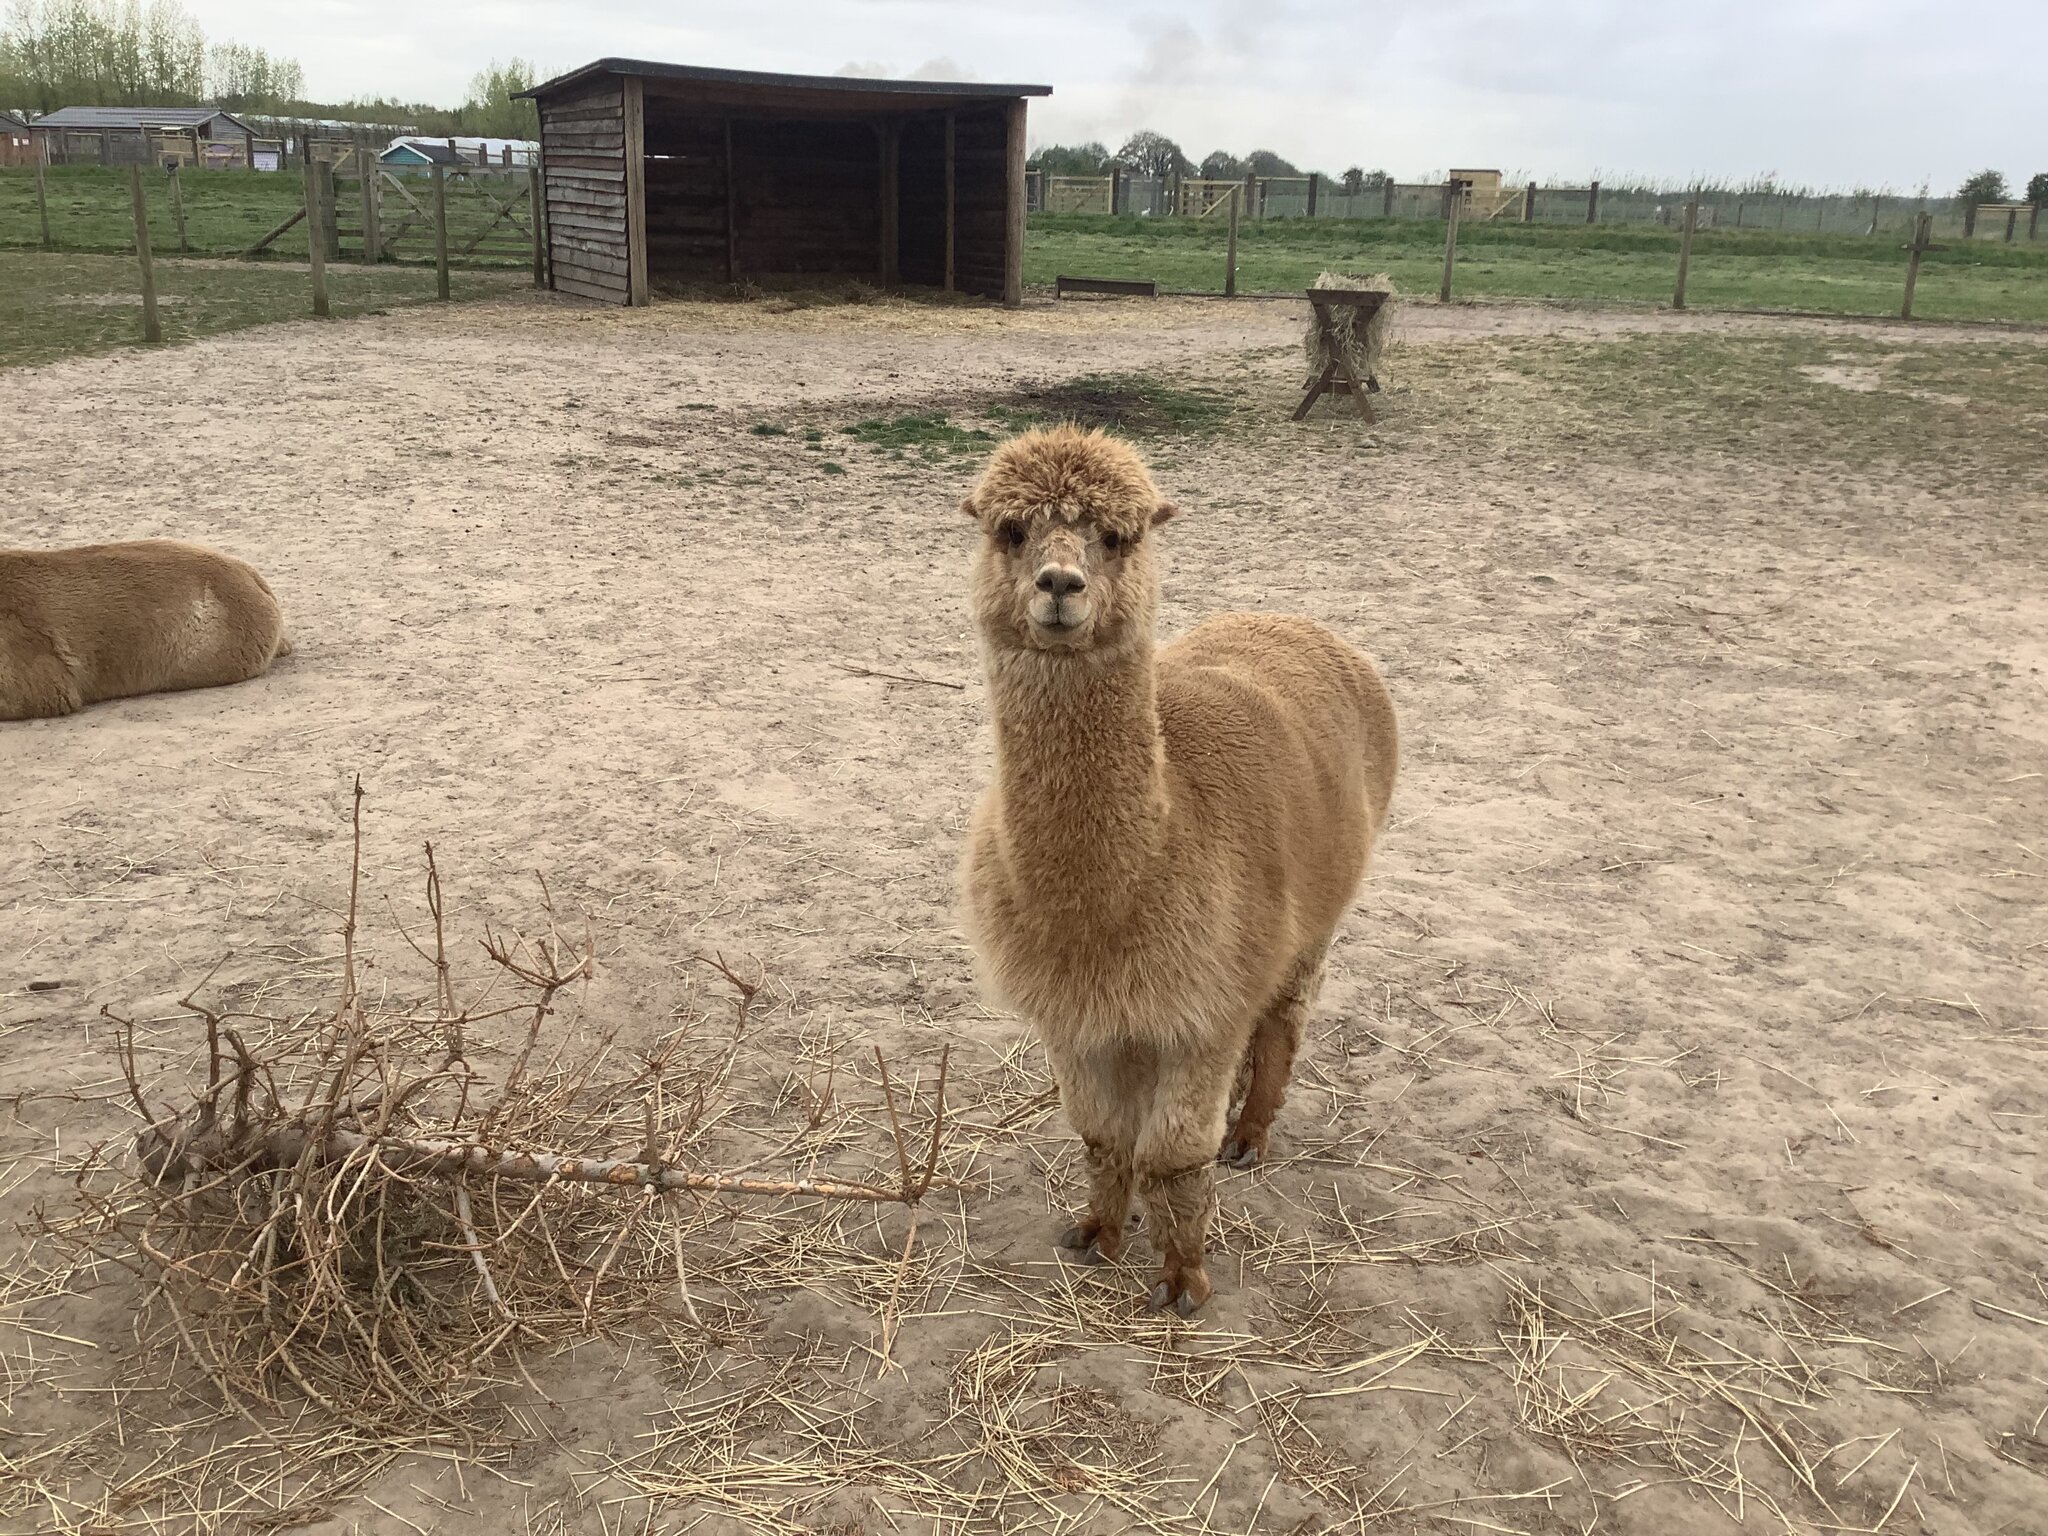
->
left=0, top=539, right=291, bottom=721
left=958, top=426, right=1398, bottom=1313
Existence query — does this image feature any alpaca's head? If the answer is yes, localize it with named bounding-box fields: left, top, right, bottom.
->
left=963, top=426, right=1177, bottom=655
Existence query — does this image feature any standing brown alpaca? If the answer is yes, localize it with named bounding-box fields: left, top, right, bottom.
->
left=959, top=426, right=1398, bottom=1315
left=0, top=540, right=292, bottom=721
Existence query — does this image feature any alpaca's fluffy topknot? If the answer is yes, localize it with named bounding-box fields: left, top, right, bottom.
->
left=966, top=426, right=1161, bottom=536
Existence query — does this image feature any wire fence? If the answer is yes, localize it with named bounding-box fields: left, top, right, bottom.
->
left=1, top=159, right=540, bottom=268
left=1025, top=191, right=2048, bottom=326
left=1030, top=171, right=2039, bottom=244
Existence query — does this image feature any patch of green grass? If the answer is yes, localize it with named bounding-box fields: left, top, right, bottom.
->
left=819, top=461, right=846, bottom=475
left=0, top=249, right=525, bottom=369
left=990, top=374, right=1240, bottom=437
left=1025, top=213, right=2048, bottom=325
left=1393, top=331, right=2048, bottom=487
left=838, top=377, right=1240, bottom=465
left=750, top=423, right=788, bottom=436
left=843, top=413, right=997, bottom=455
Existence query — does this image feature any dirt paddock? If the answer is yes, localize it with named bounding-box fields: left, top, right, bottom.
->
left=2, top=293, right=2045, bottom=1534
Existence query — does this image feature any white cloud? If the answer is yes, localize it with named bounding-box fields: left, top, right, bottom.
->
left=182, top=0, right=2046, bottom=188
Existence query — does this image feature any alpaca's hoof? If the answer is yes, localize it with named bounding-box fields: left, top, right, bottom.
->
left=1058, top=1222, right=1125, bottom=1264
left=1147, top=1281, right=1204, bottom=1317
left=1219, top=1139, right=1261, bottom=1170
left=1059, top=1229, right=1109, bottom=1265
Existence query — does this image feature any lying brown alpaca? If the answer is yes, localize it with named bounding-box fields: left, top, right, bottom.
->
left=0, top=540, right=292, bottom=721
left=959, top=427, right=1398, bottom=1315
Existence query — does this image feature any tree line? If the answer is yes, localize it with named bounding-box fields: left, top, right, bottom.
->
left=1035, top=130, right=1389, bottom=194
left=1, top=0, right=539, bottom=137
left=1042, top=134, right=2048, bottom=211
left=1959, top=169, right=2048, bottom=208
left=0, top=0, right=299, bottom=112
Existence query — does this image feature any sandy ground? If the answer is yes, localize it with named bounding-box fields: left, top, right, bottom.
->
left=3, top=292, right=2046, bottom=1536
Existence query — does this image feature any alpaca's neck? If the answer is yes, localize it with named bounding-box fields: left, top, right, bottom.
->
left=985, top=638, right=1167, bottom=912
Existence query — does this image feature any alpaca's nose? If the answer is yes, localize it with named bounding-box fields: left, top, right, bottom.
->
left=1035, top=565, right=1087, bottom=597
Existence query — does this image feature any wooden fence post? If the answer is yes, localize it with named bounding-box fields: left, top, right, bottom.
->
left=433, top=164, right=451, bottom=301
left=1109, top=164, right=1121, bottom=215
left=1524, top=180, right=1536, bottom=222
left=1439, top=181, right=1460, bottom=302
left=358, top=148, right=381, bottom=263
left=1305, top=172, right=1318, bottom=217
left=34, top=159, right=52, bottom=247
left=167, top=163, right=188, bottom=252
left=2005, top=207, right=2018, bottom=243
left=1587, top=179, right=1600, bottom=223
left=1245, top=171, right=1258, bottom=221
left=1962, top=203, right=1976, bottom=238
left=302, top=159, right=329, bottom=317
left=1901, top=212, right=1932, bottom=321
left=529, top=163, right=545, bottom=286
left=1224, top=184, right=1240, bottom=297
left=1868, top=195, right=1882, bottom=237
left=316, top=158, right=340, bottom=261
left=1672, top=198, right=1697, bottom=309
left=2031, top=203, right=2041, bottom=242
left=128, top=165, right=161, bottom=344
left=1382, top=178, right=1395, bottom=218
left=1002, top=96, right=1025, bottom=307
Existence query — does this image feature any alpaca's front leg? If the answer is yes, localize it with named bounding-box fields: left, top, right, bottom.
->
left=1136, top=1049, right=1237, bottom=1315
left=1047, top=1042, right=1141, bottom=1264
left=1222, top=943, right=1328, bottom=1169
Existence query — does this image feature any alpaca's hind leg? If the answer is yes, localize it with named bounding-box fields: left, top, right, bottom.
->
left=1221, top=944, right=1328, bottom=1170
left=1048, top=1043, right=1142, bottom=1264
left=1135, top=1048, right=1236, bottom=1315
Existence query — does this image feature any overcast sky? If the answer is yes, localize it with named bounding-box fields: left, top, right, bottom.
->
left=192, top=0, right=2039, bottom=190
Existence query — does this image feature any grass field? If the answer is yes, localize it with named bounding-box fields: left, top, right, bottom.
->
left=0, top=250, right=527, bottom=368
left=1024, top=213, right=2048, bottom=324
left=0, top=163, right=533, bottom=266
left=9, top=170, right=2046, bottom=327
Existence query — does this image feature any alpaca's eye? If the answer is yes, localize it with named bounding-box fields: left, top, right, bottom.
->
left=1102, top=531, right=1122, bottom=553
left=1000, top=523, right=1026, bottom=550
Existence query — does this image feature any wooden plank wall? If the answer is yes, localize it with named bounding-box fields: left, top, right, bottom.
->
left=733, top=118, right=880, bottom=279
left=951, top=108, right=1010, bottom=301
left=897, top=116, right=947, bottom=288
left=539, top=79, right=629, bottom=304
left=642, top=113, right=729, bottom=278
left=643, top=104, right=886, bottom=284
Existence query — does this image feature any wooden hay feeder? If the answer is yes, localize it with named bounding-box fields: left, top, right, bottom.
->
left=1294, top=287, right=1389, bottom=423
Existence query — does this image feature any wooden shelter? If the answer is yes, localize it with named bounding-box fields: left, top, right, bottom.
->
left=30, top=106, right=257, bottom=167
left=0, top=111, right=34, bottom=167
left=517, top=59, right=1051, bottom=308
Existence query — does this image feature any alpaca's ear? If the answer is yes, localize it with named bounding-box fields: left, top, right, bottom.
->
left=959, top=494, right=980, bottom=521
left=1150, top=501, right=1179, bottom=527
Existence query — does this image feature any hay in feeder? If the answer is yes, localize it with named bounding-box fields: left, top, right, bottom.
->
left=1303, top=270, right=1396, bottom=384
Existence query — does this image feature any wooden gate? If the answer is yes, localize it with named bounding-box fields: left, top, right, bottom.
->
left=333, top=162, right=540, bottom=265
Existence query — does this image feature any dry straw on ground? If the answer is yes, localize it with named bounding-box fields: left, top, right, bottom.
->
left=20, top=781, right=954, bottom=1532
left=9, top=784, right=1959, bottom=1534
